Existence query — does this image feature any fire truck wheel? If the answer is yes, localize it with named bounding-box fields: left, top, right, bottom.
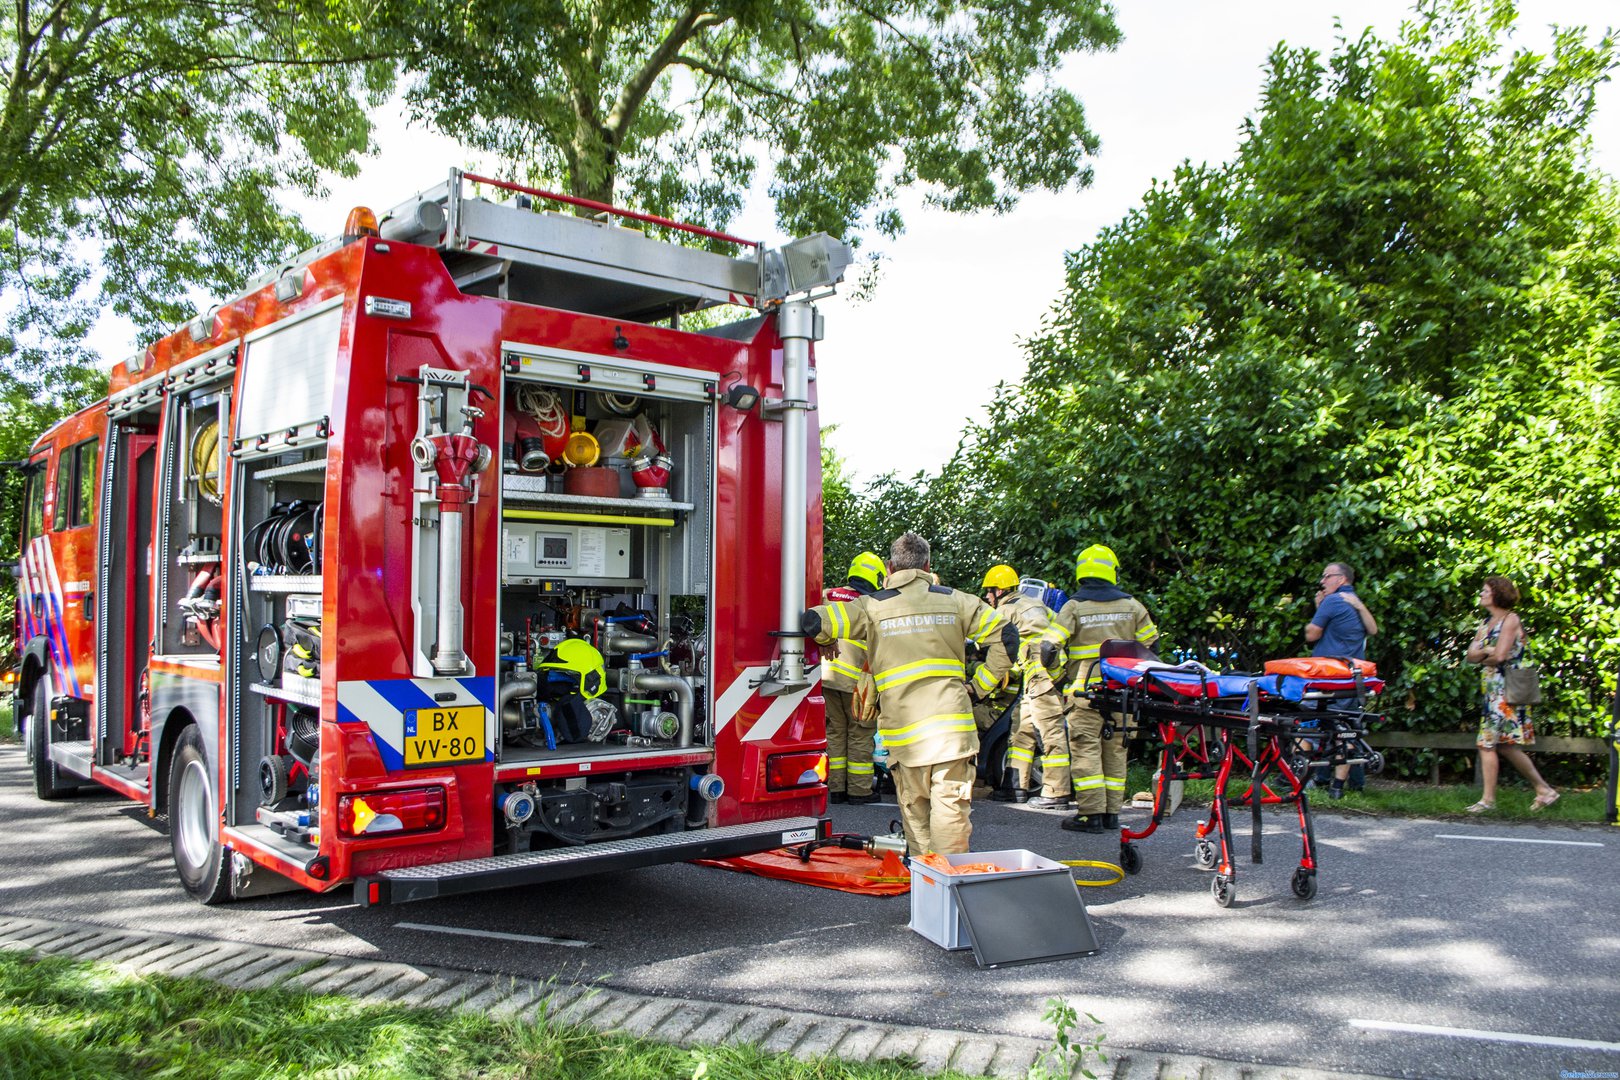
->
left=28, top=678, right=74, bottom=801
left=169, top=726, right=232, bottom=904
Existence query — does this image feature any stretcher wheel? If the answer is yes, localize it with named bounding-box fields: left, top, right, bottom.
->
left=1211, top=874, right=1234, bottom=907
left=1119, top=843, right=1142, bottom=875
left=1291, top=868, right=1317, bottom=901
left=1366, top=750, right=1385, bottom=776
left=1193, top=838, right=1217, bottom=870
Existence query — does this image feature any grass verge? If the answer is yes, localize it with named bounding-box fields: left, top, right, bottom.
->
left=0, top=950, right=975, bottom=1080
left=0, top=700, right=14, bottom=742
left=1123, top=762, right=1612, bottom=824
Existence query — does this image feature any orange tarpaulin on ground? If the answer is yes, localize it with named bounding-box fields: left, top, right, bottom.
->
left=696, top=846, right=912, bottom=895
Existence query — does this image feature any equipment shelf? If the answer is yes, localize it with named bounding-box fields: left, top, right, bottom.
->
left=500, top=480, right=692, bottom=513
left=248, top=575, right=323, bottom=593
left=250, top=680, right=321, bottom=708
left=254, top=457, right=328, bottom=481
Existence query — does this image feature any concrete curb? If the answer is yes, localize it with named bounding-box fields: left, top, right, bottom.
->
left=0, top=914, right=1389, bottom=1079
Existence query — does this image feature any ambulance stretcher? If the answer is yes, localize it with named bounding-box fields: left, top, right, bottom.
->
left=1085, top=642, right=1384, bottom=907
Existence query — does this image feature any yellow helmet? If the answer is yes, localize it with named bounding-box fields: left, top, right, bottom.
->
left=535, top=638, right=607, bottom=699
left=1075, top=544, right=1119, bottom=584
left=848, top=551, right=886, bottom=590
left=981, top=564, right=1019, bottom=590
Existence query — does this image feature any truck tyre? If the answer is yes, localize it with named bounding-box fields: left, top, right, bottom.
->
left=27, top=677, right=74, bottom=801
left=169, top=725, right=231, bottom=904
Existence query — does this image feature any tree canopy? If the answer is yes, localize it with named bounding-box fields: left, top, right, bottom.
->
left=833, top=0, right=1620, bottom=746
left=0, top=0, right=393, bottom=433
left=392, top=0, right=1120, bottom=242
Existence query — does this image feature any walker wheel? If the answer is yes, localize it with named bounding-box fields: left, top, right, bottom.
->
left=1290, top=753, right=1312, bottom=779
left=1119, top=843, right=1142, bottom=875
left=1291, top=867, right=1317, bottom=901
left=1366, top=750, right=1385, bottom=776
left=1193, top=838, right=1217, bottom=870
left=1211, top=874, right=1235, bottom=907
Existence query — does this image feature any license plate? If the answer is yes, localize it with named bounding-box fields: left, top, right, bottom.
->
left=404, top=705, right=485, bottom=767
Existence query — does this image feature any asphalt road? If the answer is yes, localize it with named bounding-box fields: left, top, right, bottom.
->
left=3, top=743, right=1616, bottom=1079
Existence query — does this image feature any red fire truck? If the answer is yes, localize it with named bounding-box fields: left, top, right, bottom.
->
left=13, top=169, right=851, bottom=905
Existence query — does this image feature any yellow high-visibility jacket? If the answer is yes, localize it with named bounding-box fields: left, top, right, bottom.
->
left=818, top=584, right=869, bottom=693
left=996, top=593, right=1065, bottom=695
left=809, top=568, right=1017, bottom=768
left=1050, top=587, right=1159, bottom=694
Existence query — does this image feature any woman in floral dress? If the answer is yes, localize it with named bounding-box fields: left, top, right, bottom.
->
left=1464, top=575, right=1558, bottom=813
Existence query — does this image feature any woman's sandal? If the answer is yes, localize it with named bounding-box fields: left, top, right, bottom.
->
left=1465, top=801, right=1495, bottom=814
left=1531, top=791, right=1561, bottom=811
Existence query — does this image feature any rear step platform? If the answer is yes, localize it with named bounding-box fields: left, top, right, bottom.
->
left=355, top=816, right=827, bottom=906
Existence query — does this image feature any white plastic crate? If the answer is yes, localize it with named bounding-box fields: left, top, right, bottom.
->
left=909, top=849, right=1069, bottom=950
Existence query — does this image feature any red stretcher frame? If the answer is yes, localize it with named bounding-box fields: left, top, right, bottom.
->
left=1084, top=641, right=1384, bottom=907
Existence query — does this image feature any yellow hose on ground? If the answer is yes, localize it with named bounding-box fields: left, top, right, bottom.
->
left=1060, top=859, right=1125, bottom=887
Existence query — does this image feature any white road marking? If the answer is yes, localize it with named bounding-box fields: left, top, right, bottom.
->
left=1434, top=833, right=1604, bottom=848
left=1349, top=1018, right=1620, bottom=1052
left=395, top=921, right=592, bottom=948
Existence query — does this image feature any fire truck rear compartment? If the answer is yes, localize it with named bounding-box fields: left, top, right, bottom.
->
left=491, top=370, right=716, bottom=851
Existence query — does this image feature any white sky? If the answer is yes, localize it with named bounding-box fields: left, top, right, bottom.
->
left=98, top=1, right=1620, bottom=482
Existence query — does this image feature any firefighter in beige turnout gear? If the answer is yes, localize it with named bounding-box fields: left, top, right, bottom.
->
left=981, top=565, right=1073, bottom=810
left=821, top=552, right=885, bottom=803
left=805, top=533, right=1017, bottom=855
left=1050, top=544, right=1158, bottom=834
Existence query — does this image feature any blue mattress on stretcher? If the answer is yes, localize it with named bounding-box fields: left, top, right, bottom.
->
left=1098, top=658, right=1383, bottom=702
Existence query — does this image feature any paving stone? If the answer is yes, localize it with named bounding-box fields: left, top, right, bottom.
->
left=945, top=1035, right=1000, bottom=1078
left=913, top=1032, right=964, bottom=1074
left=988, top=1040, right=1046, bottom=1079
left=793, top=1018, right=857, bottom=1061
left=681, top=1005, right=752, bottom=1047
left=146, top=943, right=233, bottom=976
left=487, top=983, right=545, bottom=1020
left=457, top=977, right=521, bottom=1015
left=394, top=977, right=458, bottom=1007
left=725, top=1010, right=788, bottom=1046
left=758, top=1015, right=820, bottom=1055
left=828, top=1024, right=889, bottom=1065
left=661, top=1003, right=724, bottom=1044
left=0, top=923, right=61, bottom=948
left=549, top=986, right=610, bottom=1025
left=75, top=934, right=144, bottom=962
left=168, top=944, right=253, bottom=978
left=615, top=998, right=684, bottom=1039
left=88, top=939, right=169, bottom=966
left=305, top=965, right=377, bottom=997
left=589, top=992, right=655, bottom=1033
left=871, top=1028, right=925, bottom=1064
left=429, top=977, right=493, bottom=1009
left=110, top=941, right=192, bottom=972
left=236, top=957, right=309, bottom=991
left=32, top=928, right=104, bottom=954
left=361, top=968, right=434, bottom=1002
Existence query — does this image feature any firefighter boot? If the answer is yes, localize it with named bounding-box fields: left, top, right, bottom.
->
left=1100, top=813, right=1119, bottom=830
left=990, top=768, right=1021, bottom=802
left=1061, top=814, right=1106, bottom=834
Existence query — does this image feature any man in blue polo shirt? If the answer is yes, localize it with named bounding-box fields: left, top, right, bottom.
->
left=1307, top=562, right=1376, bottom=660
left=1304, top=562, right=1377, bottom=797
